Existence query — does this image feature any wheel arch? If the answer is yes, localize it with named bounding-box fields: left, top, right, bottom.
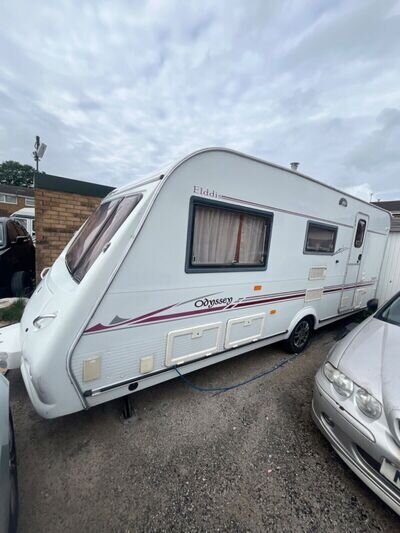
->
left=287, top=307, right=318, bottom=336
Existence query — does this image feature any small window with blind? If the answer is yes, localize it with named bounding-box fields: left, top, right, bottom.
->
left=25, top=197, right=35, bottom=207
left=304, top=221, right=337, bottom=255
left=354, top=219, right=366, bottom=248
left=186, top=198, right=273, bottom=272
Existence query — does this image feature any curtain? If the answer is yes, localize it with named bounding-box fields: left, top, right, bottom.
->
left=192, top=206, right=267, bottom=265
left=192, top=206, right=240, bottom=264
left=239, top=214, right=267, bottom=264
left=306, top=225, right=335, bottom=252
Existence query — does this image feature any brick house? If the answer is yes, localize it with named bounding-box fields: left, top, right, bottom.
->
left=35, top=173, right=114, bottom=280
left=0, top=183, right=35, bottom=216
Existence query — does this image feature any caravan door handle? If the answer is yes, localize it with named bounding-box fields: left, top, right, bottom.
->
left=33, top=313, right=57, bottom=329
left=40, top=267, right=50, bottom=279
left=357, top=253, right=362, bottom=263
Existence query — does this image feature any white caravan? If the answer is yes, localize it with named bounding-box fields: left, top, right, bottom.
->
left=0, top=148, right=391, bottom=418
left=11, top=207, right=35, bottom=242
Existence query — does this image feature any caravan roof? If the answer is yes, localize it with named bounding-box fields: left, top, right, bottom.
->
left=11, top=207, right=35, bottom=219
left=106, top=147, right=389, bottom=216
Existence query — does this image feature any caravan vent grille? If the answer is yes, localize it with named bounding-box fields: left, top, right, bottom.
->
left=309, top=267, right=327, bottom=281
left=305, top=288, right=323, bottom=302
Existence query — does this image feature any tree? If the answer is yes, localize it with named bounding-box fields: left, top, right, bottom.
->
left=0, top=160, right=37, bottom=187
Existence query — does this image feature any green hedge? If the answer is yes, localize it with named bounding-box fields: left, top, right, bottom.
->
left=0, top=299, right=26, bottom=322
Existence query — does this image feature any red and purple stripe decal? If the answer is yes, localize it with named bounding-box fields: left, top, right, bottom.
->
left=84, top=281, right=374, bottom=335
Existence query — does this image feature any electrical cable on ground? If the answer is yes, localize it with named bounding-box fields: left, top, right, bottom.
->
left=173, top=351, right=302, bottom=394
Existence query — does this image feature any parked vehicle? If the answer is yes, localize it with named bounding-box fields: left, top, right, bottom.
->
left=0, top=148, right=391, bottom=419
left=11, top=207, right=35, bottom=243
left=313, top=292, right=400, bottom=515
left=0, top=374, right=18, bottom=533
left=0, top=217, right=35, bottom=297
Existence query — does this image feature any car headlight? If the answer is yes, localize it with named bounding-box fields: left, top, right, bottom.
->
left=323, top=362, right=354, bottom=398
left=356, top=388, right=382, bottom=420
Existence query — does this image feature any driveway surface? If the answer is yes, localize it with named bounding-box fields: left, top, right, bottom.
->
left=8, top=318, right=399, bottom=532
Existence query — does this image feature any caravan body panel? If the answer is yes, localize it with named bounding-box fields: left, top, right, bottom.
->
left=376, top=232, right=400, bottom=304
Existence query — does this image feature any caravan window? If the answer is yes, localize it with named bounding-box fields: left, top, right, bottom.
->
left=66, top=194, right=142, bottom=282
left=187, top=199, right=273, bottom=272
left=354, top=219, right=366, bottom=248
left=304, top=222, right=337, bottom=254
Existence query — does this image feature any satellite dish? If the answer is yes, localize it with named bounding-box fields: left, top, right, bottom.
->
left=37, top=143, right=47, bottom=159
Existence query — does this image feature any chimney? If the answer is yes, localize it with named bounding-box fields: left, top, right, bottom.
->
left=290, top=162, right=300, bottom=171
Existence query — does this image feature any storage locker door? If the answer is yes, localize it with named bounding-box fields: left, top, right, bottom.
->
left=165, top=322, right=223, bottom=366
left=225, top=313, right=265, bottom=349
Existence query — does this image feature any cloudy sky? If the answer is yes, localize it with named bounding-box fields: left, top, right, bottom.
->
left=1, top=0, right=399, bottom=200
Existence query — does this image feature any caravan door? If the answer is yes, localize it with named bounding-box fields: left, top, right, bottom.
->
left=339, top=213, right=369, bottom=312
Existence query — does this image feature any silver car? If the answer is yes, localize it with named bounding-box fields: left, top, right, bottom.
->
left=313, top=292, right=400, bottom=515
left=0, top=373, right=18, bottom=533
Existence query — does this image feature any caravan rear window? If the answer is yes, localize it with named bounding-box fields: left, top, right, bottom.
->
left=304, top=221, right=337, bottom=254
left=186, top=199, right=273, bottom=272
left=66, top=194, right=142, bottom=282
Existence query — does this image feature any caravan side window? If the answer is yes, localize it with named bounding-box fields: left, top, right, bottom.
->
left=186, top=198, right=273, bottom=272
left=304, top=221, right=337, bottom=254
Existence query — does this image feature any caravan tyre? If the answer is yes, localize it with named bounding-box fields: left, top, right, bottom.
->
left=11, top=271, right=33, bottom=298
left=284, top=317, right=313, bottom=354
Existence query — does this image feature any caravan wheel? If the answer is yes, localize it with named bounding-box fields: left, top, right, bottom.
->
left=284, top=317, right=313, bottom=354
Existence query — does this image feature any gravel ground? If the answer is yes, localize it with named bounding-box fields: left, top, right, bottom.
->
left=8, top=318, right=399, bottom=532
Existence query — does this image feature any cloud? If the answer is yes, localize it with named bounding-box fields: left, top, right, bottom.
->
left=0, top=0, right=399, bottom=199
left=345, top=108, right=400, bottom=198
left=343, top=183, right=373, bottom=202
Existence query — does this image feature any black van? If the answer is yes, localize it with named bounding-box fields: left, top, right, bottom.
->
left=0, top=217, right=35, bottom=297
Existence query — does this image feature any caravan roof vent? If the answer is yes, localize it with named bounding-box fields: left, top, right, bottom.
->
left=290, top=162, right=299, bottom=171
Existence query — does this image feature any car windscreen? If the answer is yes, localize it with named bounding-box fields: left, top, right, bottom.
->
left=66, top=194, right=142, bottom=283
left=377, top=294, right=400, bottom=327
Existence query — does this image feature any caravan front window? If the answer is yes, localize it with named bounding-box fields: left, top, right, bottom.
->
left=66, top=194, right=142, bottom=282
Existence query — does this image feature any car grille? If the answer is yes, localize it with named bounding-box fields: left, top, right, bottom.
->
left=356, top=445, right=400, bottom=497
left=356, top=446, right=381, bottom=472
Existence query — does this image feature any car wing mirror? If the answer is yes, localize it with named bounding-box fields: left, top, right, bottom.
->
left=367, top=298, right=379, bottom=314
left=15, top=235, right=29, bottom=244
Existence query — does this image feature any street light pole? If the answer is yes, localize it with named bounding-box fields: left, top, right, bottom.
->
left=32, top=135, right=47, bottom=186
left=33, top=136, right=40, bottom=173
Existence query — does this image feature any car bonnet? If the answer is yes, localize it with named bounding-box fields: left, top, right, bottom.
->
left=337, top=317, right=386, bottom=402
left=338, top=317, right=400, bottom=443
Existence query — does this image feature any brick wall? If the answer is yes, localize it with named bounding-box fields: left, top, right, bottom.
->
left=35, top=174, right=114, bottom=281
